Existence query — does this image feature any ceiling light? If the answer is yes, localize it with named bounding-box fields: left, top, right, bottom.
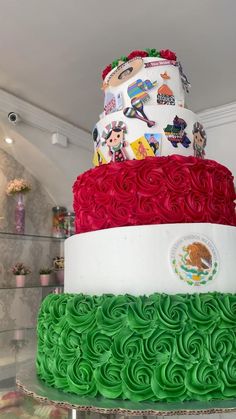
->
left=4, top=137, right=14, bottom=144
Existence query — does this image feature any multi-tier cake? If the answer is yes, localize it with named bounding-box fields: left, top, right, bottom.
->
left=36, top=49, right=236, bottom=403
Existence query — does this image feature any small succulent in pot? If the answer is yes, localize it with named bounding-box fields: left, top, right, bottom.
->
left=39, top=267, right=52, bottom=286
left=39, top=267, right=53, bottom=275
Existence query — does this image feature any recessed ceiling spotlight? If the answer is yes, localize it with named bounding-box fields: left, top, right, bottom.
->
left=4, top=137, right=14, bottom=144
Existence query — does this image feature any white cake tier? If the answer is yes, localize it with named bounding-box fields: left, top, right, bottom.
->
left=65, top=223, right=236, bottom=295
left=103, top=56, right=185, bottom=112
left=94, top=106, right=206, bottom=164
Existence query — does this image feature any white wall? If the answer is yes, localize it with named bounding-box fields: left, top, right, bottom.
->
left=0, top=89, right=93, bottom=209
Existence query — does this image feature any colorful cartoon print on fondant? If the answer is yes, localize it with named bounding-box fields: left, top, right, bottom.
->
left=130, top=137, right=154, bottom=159
left=124, top=98, right=155, bottom=128
left=157, top=71, right=175, bottom=105
left=92, top=126, right=107, bottom=166
left=170, top=235, right=219, bottom=286
left=127, top=79, right=157, bottom=104
left=192, top=122, right=207, bottom=159
left=164, top=115, right=191, bottom=148
left=101, top=121, right=128, bottom=163
left=144, top=133, right=162, bottom=156
left=104, top=91, right=123, bottom=115
left=104, top=57, right=144, bottom=88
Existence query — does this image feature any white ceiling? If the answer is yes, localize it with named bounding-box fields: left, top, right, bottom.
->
left=0, top=0, right=235, bottom=133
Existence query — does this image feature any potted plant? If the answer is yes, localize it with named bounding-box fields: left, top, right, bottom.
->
left=39, top=267, right=52, bottom=286
left=10, top=262, right=31, bottom=287
left=53, top=256, right=64, bottom=285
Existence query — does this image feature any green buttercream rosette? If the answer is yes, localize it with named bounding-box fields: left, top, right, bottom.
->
left=52, top=348, right=70, bottom=390
left=218, top=293, right=236, bottom=328
left=185, top=360, right=223, bottom=400
left=96, top=295, right=128, bottom=336
left=66, top=294, right=98, bottom=332
left=81, top=329, right=112, bottom=367
left=188, top=293, right=220, bottom=331
left=173, top=328, right=209, bottom=366
left=111, top=327, right=143, bottom=362
left=58, top=321, right=82, bottom=361
left=121, top=359, right=155, bottom=402
left=207, top=328, right=236, bottom=363
left=221, top=354, right=236, bottom=397
left=151, top=361, right=188, bottom=402
left=94, top=358, right=123, bottom=399
left=155, top=294, right=188, bottom=333
left=127, top=296, right=157, bottom=337
left=142, top=329, right=175, bottom=364
left=67, top=358, right=97, bottom=396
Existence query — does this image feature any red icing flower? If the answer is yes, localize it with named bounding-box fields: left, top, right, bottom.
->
left=160, top=49, right=177, bottom=61
left=127, top=50, right=148, bottom=60
left=102, top=64, right=112, bottom=80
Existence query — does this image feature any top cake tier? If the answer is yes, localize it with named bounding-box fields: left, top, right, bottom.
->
left=101, top=49, right=188, bottom=111
left=93, top=50, right=207, bottom=166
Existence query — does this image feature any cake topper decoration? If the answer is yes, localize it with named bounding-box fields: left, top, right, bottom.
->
left=101, top=121, right=128, bottom=163
left=157, top=71, right=175, bottom=105
left=170, top=234, right=219, bottom=286
left=164, top=116, right=191, bottom=148
left=192, top=122, right=207, bottom=159
left=127, top=79, right=157, bottom=104
left=130, top=137, right=154, bottom=159
left=124, top=98, right=156, bottom=128
left=144, top=133, right=162, bottom=156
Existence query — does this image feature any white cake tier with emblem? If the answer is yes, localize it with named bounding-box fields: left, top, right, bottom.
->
left=65, top=223, right=236, bottom=296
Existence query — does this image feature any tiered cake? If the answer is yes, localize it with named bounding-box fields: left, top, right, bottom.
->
left=37, top=49, right=236, bottom=403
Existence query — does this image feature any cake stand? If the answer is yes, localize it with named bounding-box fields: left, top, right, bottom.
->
left=16, top=360, right=236, bottom=417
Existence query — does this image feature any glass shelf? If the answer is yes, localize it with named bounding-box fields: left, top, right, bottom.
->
left=0, top=284, right=64, bottom=290
left=0, top=230, right=65, bottom=241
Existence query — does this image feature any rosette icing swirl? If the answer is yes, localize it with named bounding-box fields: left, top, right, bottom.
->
left=36, top=292, right=236, bottom=402
left=73, top=156, right=236, bottom=234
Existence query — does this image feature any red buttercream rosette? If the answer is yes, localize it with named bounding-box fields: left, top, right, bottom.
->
left=160, top=49, right=177, bottom=61
left=126, top=50, right=149, bottom=60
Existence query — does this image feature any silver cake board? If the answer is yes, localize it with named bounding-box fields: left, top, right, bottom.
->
left=16, top=360, right=236, bottom=416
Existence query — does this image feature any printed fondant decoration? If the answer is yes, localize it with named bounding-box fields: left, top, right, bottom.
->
left=144, top=59, right=177, bottom=68
left=92, top=126, right=107, bottom=166
left=127, top=79, right=157, bottom=103
left=144, top=133, right=162, bottom=156
left=101, top=121, right=128, bottom=163
left=105, top=57, right=143, bottom=87
left=178, top=61, right=191, bottom=93
left=104, top=91, right=123, bottom=115
left=130, top=137, right=154, bottom=159
left=157, top=71, right=175, bottom=105
left=170, top=235, right=219, bottom=286
left=93, top=149, right=107, bottom=166
left=192, top=122, right=207, bottom=159
left=124, top=98, right=155, bottom=128
left=164, top=115, right=191, bottom=148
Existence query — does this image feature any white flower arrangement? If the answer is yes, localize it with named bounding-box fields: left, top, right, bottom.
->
left=6, top=178, right=31, bottom=195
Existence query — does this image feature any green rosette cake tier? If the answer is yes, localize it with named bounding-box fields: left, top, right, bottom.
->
left=36, top=292, right=236, bottom=402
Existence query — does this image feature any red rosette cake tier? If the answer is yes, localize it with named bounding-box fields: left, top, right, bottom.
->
left=73, top=155, right=236, bottom=234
